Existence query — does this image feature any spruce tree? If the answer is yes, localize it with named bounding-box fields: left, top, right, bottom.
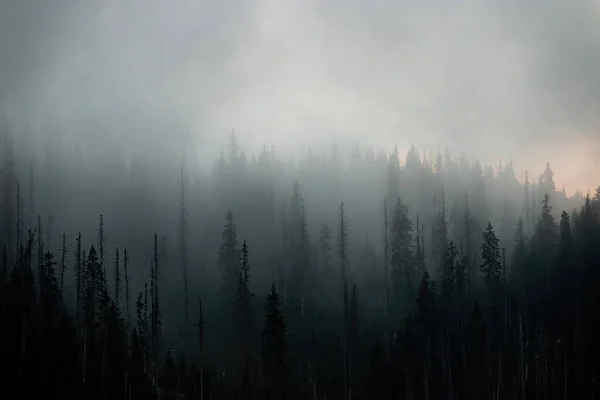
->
left=114, top=247, right=120, bottom=306
left=98, top=214, right=106, bottom=282
left=237, top=240, right=254, bottom=360
left=480, top=222, right=502, bottom=287
left=219, top=210, right=239, bottom=303
left=442, top=241, right=458, bottom=301
left=60, top=233, right=67, bottom=297
left=74, top=232, right=83, bottom=327
left=198, top=299, right=206, bottom=400
left=338, top=203, right=349, bottom=287
left=536, top=193, right=558, bottom=253
left=390, top=197, right=414, bottom=299
left=319, top=223, right=332, bottom=272
left=433, top=190, right=449, bottom=281
left=262, top=285, right=285, bottom=399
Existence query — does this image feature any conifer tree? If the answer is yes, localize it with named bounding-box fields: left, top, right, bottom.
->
left=415, top=271, right=435, bottom=333
left=287, top=182, right=310, bottom=305
left=237, top=240, right=254, bottom=360
left=480, top=222, right=502, bottom=287
left=342, top=280, right=349, bottom=400
left=60, top=233, right=67, bottom=297
left=99, top=214, right=106, bottom=282
left=114, top=247, right=120, bottom=306
left=415, top=213, right=425, bottom=280
left=16, top=180, right=22, bottom=249
left=41, top=250, right=60, bottom=318
left=433, top=190, right=449, bottom=281
left=262, top=285, right=285, bottom=399
left=338, top=203, right=349, bottom=288
left=180, top=160, right=189, bottom=357
left=123, top=248, right=130, bottom=334
left=319, top=222, right=332, bottom=272
left=536, top=193, right=558, bottom=253
left=219, top=210, right=239, bottom=303
left=383, top=196, right=390, bottom=346
left=150, top=233, right=161, bottom=384
left=74, top=232, right=83, bottom=325
left=443, top=241, right=458, bottom=301
left=37, top=214, right=43, bottom=291
left=390, top=197, right=414, bottom=300
left=511, top=217, right=526, bottom=285
left=198, top=299, right=205, bottom=400
left=558, top=211, right=575, bottom=292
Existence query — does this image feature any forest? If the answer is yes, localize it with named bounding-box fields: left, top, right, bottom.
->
left=0, top=127, right=598, bottom=400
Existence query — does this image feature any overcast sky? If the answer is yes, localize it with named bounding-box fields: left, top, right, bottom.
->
left=1, top=0, right=599, bottom=194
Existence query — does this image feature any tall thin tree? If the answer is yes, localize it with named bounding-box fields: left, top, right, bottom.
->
left=198, top=299, right=205, bottom=400
left=383, top=196, right=390, bottom=346
left=114, top=247, right=121, bottom=306
left=60, top=233, right=67, bottom=297
left=180, top=160, right=189, bottom=357
left=98, top=214, right=106, bottom=282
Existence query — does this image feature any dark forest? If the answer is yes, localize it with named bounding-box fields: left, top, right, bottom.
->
left=1, top=126, right=599, bottom=399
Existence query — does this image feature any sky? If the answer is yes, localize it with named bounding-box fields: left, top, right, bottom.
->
left=1, top=0, right=599, bottom=194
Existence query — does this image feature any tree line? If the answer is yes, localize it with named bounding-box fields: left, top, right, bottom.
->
left=1, top=128, right=598, bottom=399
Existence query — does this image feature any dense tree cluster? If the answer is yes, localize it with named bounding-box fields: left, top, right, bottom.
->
left=0, top=127, right=598, bottom=399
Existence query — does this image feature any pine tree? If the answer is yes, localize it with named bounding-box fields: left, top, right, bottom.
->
left=262, top=285, right=285, bottom=399
left=536, top=193, right=558, bottom=254
left=415, top=213, right=425, bottom=280
left=455, top=242, right=468, bottom=297
left=443, top=241, right=458, bottom=301
left=16, top=180, right=23, bottom=249
left=180, top=160, right=189, bottom=357
left=143, top=283, right=149, bottom=373
left=480, top=222, right=502, bottom=287
left=198, top=299, right=206, bottom=400
left=60, top=233, right=67, bottom=297
left=219, top=210, right=239, bottom=303
left=98, top=214, right=106, bottom=282
left=338, top=203, right=349, bottom=287
left=349, top=284, right=358, bottom=399
left=559, top=211, right=575, bottom=289
left=390, top=197, right=415, bottom=299
left=114, top=247, right=121, bottom=306
left=415, top=271, right=435, bottom=332
left=237, top=240, right=254, bottom=360
left=463, top=190, right=477, bottom=285
left=383, top=196, right=390, bottom=347
left=74, top=232, right=83, bottom=325
left=37, top=215, right=43, bottom=292
left=287, top=182, right=310, bottom=304
left=343, top=280, right=349, bottom=400
left=319, top=223, right=332, bottom=272
left=40, top=250, right=61, bottom=318
left=511, top=217, right=526, bottom=284
left=123, top=248, right=130, bottom=335
left=150, top=233, right=161, bottom=384
left=433, top=190, right=449, bottom=281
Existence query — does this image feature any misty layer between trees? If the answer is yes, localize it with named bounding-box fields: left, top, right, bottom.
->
left=0, top=128, right=598, bottom=399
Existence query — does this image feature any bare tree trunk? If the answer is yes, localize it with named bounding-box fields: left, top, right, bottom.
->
left=101, top=317, right=110, bottom=379
left=519, top=314, right=526, bottom=400
left=383, top=197, right=390, bottom=348
left=83, top=327, right=88, bottom=384
left=200, top=350, right=204, bottom=400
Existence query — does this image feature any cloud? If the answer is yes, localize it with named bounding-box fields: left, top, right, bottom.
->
left=0, top=0, right=599, bottom=192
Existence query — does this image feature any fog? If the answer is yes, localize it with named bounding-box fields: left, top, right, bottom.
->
left=1, top=0, right=599, bottom=193
left=4, top=2, right=600, bottom=398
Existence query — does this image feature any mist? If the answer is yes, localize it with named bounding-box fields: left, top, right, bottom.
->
left=2, top=1, right=600, bottom=399
left=1, top=0, right=599, bottom=193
